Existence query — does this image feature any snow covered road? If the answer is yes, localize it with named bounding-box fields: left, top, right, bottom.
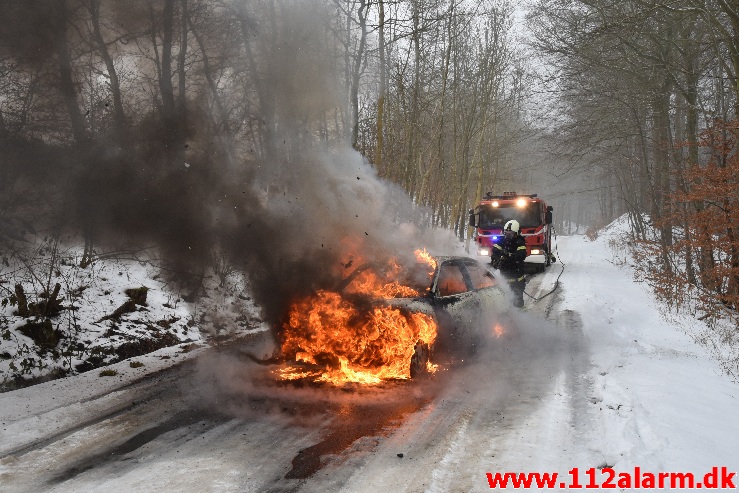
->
left=1, top=228, right=738, bottom=492
left=0, top=268, right=594, bottom=493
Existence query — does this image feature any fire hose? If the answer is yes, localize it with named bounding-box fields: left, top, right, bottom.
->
left=524, top=224, right=565, bottom=302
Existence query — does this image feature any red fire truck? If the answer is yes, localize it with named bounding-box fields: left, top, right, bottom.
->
left=469, top=192, right=555, bottom=271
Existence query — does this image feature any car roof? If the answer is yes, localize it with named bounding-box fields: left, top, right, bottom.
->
left=433, top=255, right=481, bottom=264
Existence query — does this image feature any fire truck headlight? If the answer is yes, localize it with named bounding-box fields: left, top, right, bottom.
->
left=531, top=249, right=541, bottom=255
left=480, top=248, right=490, bottom=256
left=516, top=198, right=527, bottom=207
left=491, top=201, right=499, bottom=207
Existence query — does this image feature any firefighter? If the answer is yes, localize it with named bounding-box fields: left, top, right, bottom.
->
left=492, top=219, right=527, bottom=308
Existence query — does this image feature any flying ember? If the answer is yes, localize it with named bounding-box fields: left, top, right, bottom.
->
left=493, top=324, right=505, bottom=338
left=278, top=248, right=438, bottom=385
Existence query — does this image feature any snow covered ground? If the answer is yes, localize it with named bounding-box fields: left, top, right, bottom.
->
left=521, top=221, right=739, bottom=486
left=0, top=241, right=263, bottom=390
left=1, top=219, right=738, bottom=492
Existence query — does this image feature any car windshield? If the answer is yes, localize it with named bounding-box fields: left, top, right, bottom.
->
left=395, top=261, right=435, bottom=295
left=436, top=260, right=497, bottom=297
left=477, top=203, right=540, bottom=229
left=339, top=260, right=434, bottom=298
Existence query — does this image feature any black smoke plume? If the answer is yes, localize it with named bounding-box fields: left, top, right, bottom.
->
left=0, top=1, right=460, bottom=335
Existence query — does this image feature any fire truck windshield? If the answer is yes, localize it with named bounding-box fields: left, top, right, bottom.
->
left=477, top=203, right=540, bottom=229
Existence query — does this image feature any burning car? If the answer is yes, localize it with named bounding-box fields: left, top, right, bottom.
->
left=276, top=250, right=510, bottom=386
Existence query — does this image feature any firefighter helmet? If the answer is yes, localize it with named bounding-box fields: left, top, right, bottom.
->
left=504, top=219, right=520, bottom=233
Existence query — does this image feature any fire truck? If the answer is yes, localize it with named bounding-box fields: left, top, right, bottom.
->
left=469, top=192, right=555, bottom=271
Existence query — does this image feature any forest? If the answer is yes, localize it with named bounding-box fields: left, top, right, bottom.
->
left=0, top=0, right=738, bottom=323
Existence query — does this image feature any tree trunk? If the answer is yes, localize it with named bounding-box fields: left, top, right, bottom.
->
left=158, top=0, right=181, bottom=166
left=405, top=0, right=422, bottom=193
left=54, top=0, right=87, bottom=145
left=88, top=0, right=126, bottom=142
left=652, top=89, right=673, bottom=270
left=374, top=0, right=385, bottom=170
left=178, top=0, right=188, bottom=137
left=15, top=284, right=29, bottom=318
left=237, top=12, right=276, bottom=162
left=350, top=0, right=367, bottom=149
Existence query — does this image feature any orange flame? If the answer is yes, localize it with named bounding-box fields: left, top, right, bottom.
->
left=346, top=259, right=420, bottom=298
left=493, top=324, right=505, bottom=338
left=414, top=248, right=437, bottom=270
left=278, top=248, right=438, bottom=385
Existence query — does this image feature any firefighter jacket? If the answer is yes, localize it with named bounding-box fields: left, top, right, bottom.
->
left=492, top=234, right=527, bottom=276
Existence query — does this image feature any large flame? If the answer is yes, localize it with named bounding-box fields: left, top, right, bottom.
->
left=414, top=248, right=437, bottom=271
left=278, top=247, right=438, bottom=385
